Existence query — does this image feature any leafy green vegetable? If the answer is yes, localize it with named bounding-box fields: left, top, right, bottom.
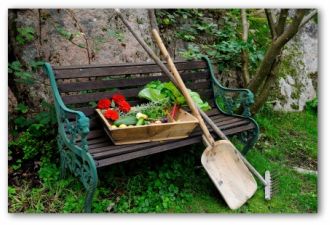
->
left=138, top=80, right=211, bottom=111
left=163, top=82, right=185, bottom=104
left=189, top=91, right=211, bottom=111
left=127, top=101, right=169, bottom=120
left=138, top=88, right=168, bottom=102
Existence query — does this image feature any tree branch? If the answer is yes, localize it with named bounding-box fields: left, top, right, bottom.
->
left=276, top=9, right=289, bottom=36
left=241, top=9, right=249, bottom=42
left=240, top=9, right=250, bottom=86
left=250, top=59, right=281, bottom=114
left=265, top=9, right=277, bottom=39
left=299, top=9, right=317, bottom=29
left=248, top=10, right=306, bottom=94
left=276, top=9, right=306, bottom=47
left=66, top=9, right=92, bottom=64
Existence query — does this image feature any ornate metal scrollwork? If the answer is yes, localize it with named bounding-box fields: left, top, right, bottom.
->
left=212, top=81, right=254, bottom=117
left=201, top=56, right=260, bottom=155
left=43, top=63, right=98, bottom=212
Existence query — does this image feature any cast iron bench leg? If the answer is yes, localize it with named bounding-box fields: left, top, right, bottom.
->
left=240, top=119, right=260, bottom=155
left=57, top=134, right=98, bottom=212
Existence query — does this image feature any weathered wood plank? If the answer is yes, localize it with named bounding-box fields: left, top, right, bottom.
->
left=87, top=129, right=104, bottom=140
left=222, top=123, right=255, bottom=135
left=88, top=112, right=229, bottom=153
left=53, top=60, right=201, bottom=69
left=62, top=88, right=213, bottom=105
left=89, top=120, right=256, bottom=161
left=95, top=136, right=202, bottom=167
left=62, top=87, right=141, bottom=104
left=92, top=121, right=256, bottom=165
left=89, top=116, right=254, bottom=159
left=57, top=72, right=210, bottom=92
left=79, top=102, right=218, bottom=118
left=54, top=61, right=207, bottom=79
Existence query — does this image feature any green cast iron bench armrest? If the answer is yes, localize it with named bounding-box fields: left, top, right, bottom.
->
left=202, top=56, right=254, bottom=118
left=43, top=63, right=97, bottom=213
left=43, top=63, right=90, bottom=151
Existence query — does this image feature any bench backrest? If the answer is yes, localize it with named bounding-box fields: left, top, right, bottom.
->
left=52, top=60, right=213, bottom=124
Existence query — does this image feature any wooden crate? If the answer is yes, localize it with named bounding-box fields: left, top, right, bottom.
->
left=95, top=108, right=199, bottom=145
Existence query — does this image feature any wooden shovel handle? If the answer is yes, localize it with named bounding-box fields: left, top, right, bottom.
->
left=151, top=29, right=215, bottom=146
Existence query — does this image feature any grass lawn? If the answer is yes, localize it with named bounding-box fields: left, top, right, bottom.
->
left=8, top=107, right=318, bottom=213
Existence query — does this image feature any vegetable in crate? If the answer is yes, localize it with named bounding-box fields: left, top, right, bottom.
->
left=126, top=101, right=169, bottom=121
left=136, top=113, right=148, bottom=126
left=113, top=115, right=137, bottom=126
left=138, top=81, right=211, bottom=111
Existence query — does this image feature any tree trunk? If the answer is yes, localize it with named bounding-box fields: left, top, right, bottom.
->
left=251, top=59, right=281, bottom=114
left=247, top=9, right=306, bottom=113
left=240, top=9, right=250, bottom=86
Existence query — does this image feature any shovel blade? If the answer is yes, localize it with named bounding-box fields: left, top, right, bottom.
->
left=201, top=140, right=257, bottom=210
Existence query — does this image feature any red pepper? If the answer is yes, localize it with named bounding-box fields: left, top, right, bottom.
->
left=170, top=103, right=178, bottom=119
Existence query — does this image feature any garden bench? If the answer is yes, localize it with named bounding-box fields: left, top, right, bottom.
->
left=43, top=56, right=259, bottom=212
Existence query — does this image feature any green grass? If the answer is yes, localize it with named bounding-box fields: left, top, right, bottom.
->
left=8, top=108, right=318, bottom=213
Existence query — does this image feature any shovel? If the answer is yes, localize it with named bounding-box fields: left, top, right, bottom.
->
left=114, top=9, right=275, bottom=209
left=150, top=29, right=257, bottom=209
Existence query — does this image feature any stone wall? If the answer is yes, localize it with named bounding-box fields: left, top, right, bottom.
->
left=9, top=9, right=155, bottom=112
left=8, top=9, right=318, bottom=113
left=272, top=20, right=318, bottom=111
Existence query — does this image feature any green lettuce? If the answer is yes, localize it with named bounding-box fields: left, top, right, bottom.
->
left=138, top=87, right=168, bottom=102
left=138, top=80, right=211, bottom=111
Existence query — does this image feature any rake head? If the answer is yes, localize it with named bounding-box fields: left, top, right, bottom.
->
left=265, top=170, right=280, bottom=200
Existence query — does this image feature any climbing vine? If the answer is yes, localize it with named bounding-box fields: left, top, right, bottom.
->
left=156, top=9, right=269, bottom=75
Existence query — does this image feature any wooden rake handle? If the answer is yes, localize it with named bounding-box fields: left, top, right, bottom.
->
left=151, top=29, right=215, bottom=146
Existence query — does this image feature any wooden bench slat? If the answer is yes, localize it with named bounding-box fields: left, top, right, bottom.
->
left=74, top=98, right=215, bottom=120
left=57, top=72, right=210, bottom=92
left=222, top=123, right=255, bottom=135
left=95, top=136, right=202, bottom=167
left=87, top=129, right=104, bottom=140
left=89, top=116, right=254, bottom=159
left=62, top=88, right=213, bottom=105
left=87, top=113, right=229, bottom=153
left=52, top=60, right=201, bottom=69
left=54, top=61, right=207, bottom=79
left=94, top=119, right=255, bottom=167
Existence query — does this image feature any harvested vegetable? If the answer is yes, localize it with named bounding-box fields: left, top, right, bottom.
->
left=126, top=101, right=169, bottom=120
left=113, top=115, right=138, bottom=126
left=136, top=112, right=148, bottom=126
left=138, top=80, right=211, bottom=111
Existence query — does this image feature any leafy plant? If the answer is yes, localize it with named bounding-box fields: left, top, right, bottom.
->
left=305, top=97, right=318, bottom=114
left=107, top=29, right=124, bottom=42
left=56, top=25, right=74, bottom=41
left=157, top=9, right=268, bottom=74
left=8, top=61, right=34, bottom=84
left=126, top=100, right=169, bottom=120
left=9, top=100, right=57, bottom=173
left=16, top=27, right=36, bottom=45
left=8, top=60, right=44, bottom=84
left=139, top=80, right=211, bottom=111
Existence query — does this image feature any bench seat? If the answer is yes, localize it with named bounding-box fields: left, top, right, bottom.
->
left=87, top=108, right=255, bottom=167
left=43, top=56, right=259, bottom=212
